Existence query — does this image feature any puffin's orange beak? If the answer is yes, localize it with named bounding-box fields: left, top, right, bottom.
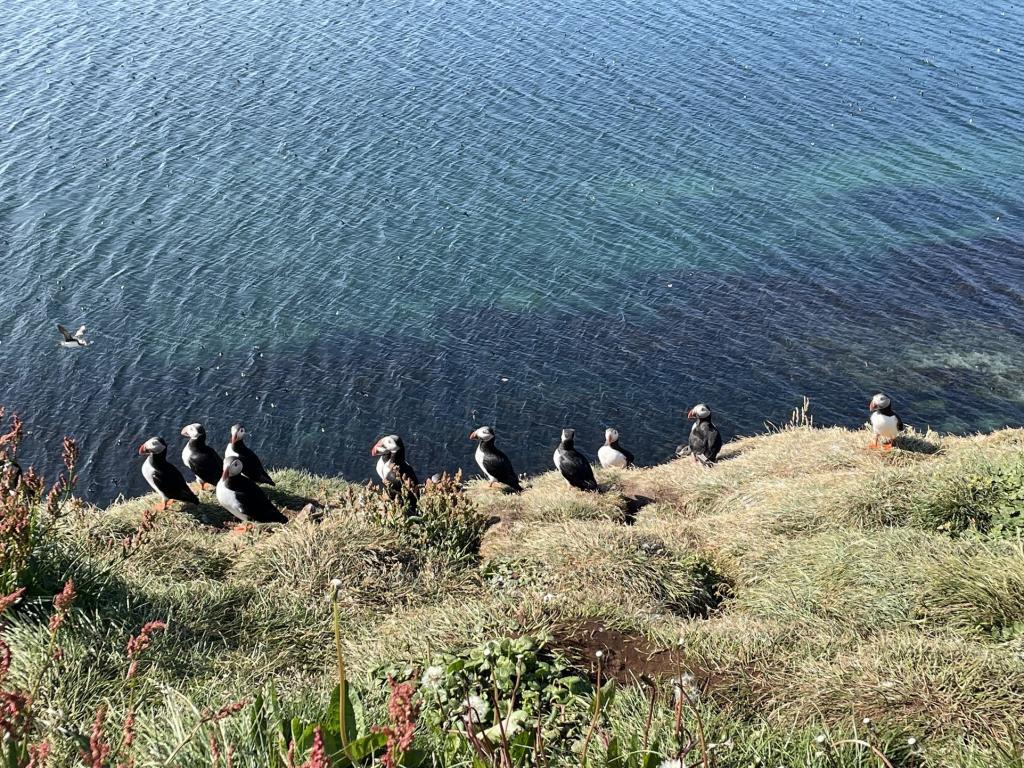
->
left=370, top=441, right=381, bottom=456
left=687, top=409, right=694, bottom=419
left=138, top=444, right=147, bottom=455
left=468, top=430, right=477, bottom=440
left=180, top=426, right=189, bottom=437
left=868, top=401, right=875, bottom=411
left=221, top=465, right=230, bottom=481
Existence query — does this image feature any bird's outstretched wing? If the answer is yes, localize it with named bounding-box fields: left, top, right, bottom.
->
left=57, top=324, right=76, bottom=342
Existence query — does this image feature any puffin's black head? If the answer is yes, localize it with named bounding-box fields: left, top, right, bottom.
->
left=869, top=393, right=891, bottom=412
left=687, top=404, right=712, bottom=421
left=371, top=434, right=403, bottom=457
left=469, top=426, right=495, bottom=442
left=180, top=423, right=206, bottom=440
left=604, top=427, right=619, bottom=445
left=229, top=424, right=245, bottom=444
left=138, top=436, right=166, bottom=456
left=560, top=428, right=575, bottom=446
left=221, top=456, right=244, bottom=481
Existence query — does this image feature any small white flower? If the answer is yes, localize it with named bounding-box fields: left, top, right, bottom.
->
left=907, top=737, right=917, bottom=746
left=862, top=717, right=872, bottom=725
left=542, top=592, right=556, bottom=603
left=595, top=650, right=604, bottom=659
left=658, top=760, right=682, bottom=768
left=815, top=734, right=827, bottom=744
left=466, top=695, right=489, bottom=723
left=420, top=665, right=444, bottom=690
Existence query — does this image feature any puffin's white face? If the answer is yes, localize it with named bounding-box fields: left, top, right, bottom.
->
left=371, top=434, right=400, bottom=456
left=230, top=424, right=246, bottom=443
left=605, top=427, right=619, bottom=443
left=561, top=428, right=575, bottom=442
left=139, top=437, right=165, bottom=455
left=869, top=393, right=891, bottom=412
left=688, top=404, right=711, bottom=420
left=470, top=426, right=494, bottom=441
left=181, top=423, right=204, bottom=439
left=221, top=457, right=244, bottom=479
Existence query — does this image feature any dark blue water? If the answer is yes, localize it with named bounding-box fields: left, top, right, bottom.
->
left=2, top=0, right=1022, bottom=502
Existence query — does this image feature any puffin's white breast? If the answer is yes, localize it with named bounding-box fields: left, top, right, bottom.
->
left=216, top=480, right=249, bottom=521
left=598, top=445, right=627, bottom=469
left=553, top=449, right=563, bottom=471
left=870, top=411, right=899, bottom=440
left=375, top=456, right=390, bottom=483
left=474, top=445, right=494, bottom=480
left=225, top=443, right=239, bottom=460
left=181, top=444, right=197, bottom=468
left=141, top=458, right=164, bottom=498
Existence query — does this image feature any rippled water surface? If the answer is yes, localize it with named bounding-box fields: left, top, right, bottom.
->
left=2, top=0, right=1023, bottom=502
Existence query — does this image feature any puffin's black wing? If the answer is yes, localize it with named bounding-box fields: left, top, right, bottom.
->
left=190, top=445, right=223, bottom=486
left=57, top=324, right=76, bottom=342
left=688, top=426, right=706, bottom=457
left=618, top=444, right=636, bottom=467
left=560, top=449, right=598, bottom=491
left=483, top=447, right=522, bottom=491
left=238, top=443, right=275, bottom=485
left=705, top=424, right=723, bottom=462
left=231, top=475, right=286, bottom=523
left=896, top=413, right=905, bottom=432
left=153, top=463, right=199, bottom=504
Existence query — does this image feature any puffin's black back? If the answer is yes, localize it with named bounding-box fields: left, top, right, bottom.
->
left=689, top=420, right=722, bottom=462
left=480, top=439, right=522, bottom=491
left=225, top=473, right=286, bottom=523
left=557, top=438, right=598, bottom=491
left=149, top=452, right=200, bottom=504
left=187, top=440, right=223, bottom=486
left=236, top=440, right=275, bottom=485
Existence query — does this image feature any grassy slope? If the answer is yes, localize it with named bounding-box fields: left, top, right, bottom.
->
left=9, top=425, right=1024, bottom=766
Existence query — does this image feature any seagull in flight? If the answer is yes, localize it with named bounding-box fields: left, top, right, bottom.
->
left=57, top=324, right=89, bottom=348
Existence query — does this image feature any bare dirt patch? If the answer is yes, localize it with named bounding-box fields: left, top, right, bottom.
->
left=552, top=619, right=692, bottom=684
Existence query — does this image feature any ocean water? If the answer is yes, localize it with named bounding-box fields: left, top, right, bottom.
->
left=1, top=0, right=1022, bottom=503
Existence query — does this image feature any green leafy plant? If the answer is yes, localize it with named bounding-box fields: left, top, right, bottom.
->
left=362, top=472, right=489, bottom=568
left=380, top=635, right=594, bottom=765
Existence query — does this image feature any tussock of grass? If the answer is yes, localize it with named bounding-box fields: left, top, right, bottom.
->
left=7, top=423, right=1024, bottom=765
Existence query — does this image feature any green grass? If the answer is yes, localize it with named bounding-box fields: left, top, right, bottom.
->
left=4, top=424, right=1024, bottom=766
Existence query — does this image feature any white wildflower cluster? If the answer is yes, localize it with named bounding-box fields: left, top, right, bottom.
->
left=658, top=760, right=682, bottom=768
left=465, top=694, right=489, bottom=723
left=420, top=665, right=444, bottom=692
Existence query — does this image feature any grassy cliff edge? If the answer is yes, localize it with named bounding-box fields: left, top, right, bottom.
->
left=4, top=423, right=1024, bottom=766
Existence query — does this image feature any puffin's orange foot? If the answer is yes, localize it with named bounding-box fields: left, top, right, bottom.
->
left=882, top=442, right=894, bottom=452
left=230, top=523, right=252, bottom=535
left=488, top=481, right=497, bottom=489
left=868, top=440, right=879, bottom=450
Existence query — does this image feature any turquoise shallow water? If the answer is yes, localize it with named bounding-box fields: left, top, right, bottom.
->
left=1, top=0, right=1022, bottom=502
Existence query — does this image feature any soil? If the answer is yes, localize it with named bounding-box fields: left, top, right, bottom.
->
left=551, top=619, right=695, bottom=685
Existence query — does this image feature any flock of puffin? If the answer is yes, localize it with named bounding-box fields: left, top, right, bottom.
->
left=128, top=394, right=905, bottom=528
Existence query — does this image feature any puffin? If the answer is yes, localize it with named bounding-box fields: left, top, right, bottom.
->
left=687, top=404, right=723, bottom=466
left=0, top=452, right=21, bottom=496
left=225, top=424, right=275, bottom=485
left=57, top=324, right=89, bottom=348
left=868, top=393, right=904, bottom=450
left=138, top=436, right=199, bottom=510
left=216, top=457, right=287, bottom=526
left=180, top=423, right=222, bottom=490
left=553, top=428, right=598, bottom=491
left=469, top=426, right=522, bottom=492
left=370, top=434, right=419, bottom=497
left=598, top=427, right=634, bottom=469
